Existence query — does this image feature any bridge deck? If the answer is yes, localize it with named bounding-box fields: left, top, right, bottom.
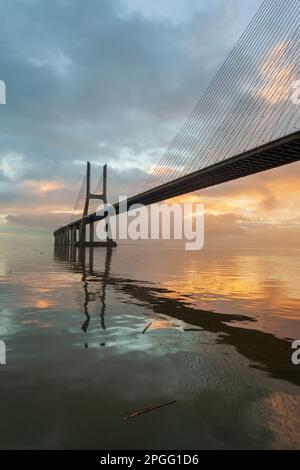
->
left=54, top=130, right=300, bottom=235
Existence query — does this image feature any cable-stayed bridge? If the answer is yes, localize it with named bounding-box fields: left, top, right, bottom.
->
left=54, top=0, right=300, bottom=246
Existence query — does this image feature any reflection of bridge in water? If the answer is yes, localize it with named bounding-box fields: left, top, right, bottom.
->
left=54, top=246, right=300, bottom=387
left=54, top=245, right=113, bottom=337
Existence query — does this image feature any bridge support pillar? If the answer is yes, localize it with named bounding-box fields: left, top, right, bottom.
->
left=80, top=222, right=86, bottom=244
left=90, top=221, right=94, bottom=243
left=71, top=225, right=76, bottom=245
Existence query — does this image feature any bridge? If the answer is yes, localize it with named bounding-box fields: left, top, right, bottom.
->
left=54, top=0, right=300, bottom=247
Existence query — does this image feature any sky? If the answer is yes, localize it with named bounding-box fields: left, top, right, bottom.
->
left=0, top=0, right=299, bottom=247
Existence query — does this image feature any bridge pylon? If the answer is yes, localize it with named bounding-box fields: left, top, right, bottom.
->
left=77, top=162, right=117, bottom=247
left=53, top=163, right=117, bottom=248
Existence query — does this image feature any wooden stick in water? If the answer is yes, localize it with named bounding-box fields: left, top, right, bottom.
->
left=123, top=400, right=177, bottom=420
left=141, top=321, right=153, bottom=334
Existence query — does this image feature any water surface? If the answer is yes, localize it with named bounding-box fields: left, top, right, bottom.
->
left=0, top=241, right=299, bottom=449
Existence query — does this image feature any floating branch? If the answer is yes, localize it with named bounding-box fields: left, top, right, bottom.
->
left=123, top=400, right=177, bottom=420
left=141, top=321, right=153, bottom=334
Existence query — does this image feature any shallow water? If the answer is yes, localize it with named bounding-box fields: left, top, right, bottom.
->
left=0, top=241, right=299, bottom=449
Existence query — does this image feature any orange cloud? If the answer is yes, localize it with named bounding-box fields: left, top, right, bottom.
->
left=24, top=180, right=63, bottom=193
left=258, top=41, right=296, bottom=105
left=165, top=161, right=300, bottom=247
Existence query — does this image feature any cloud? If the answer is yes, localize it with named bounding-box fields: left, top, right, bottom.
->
left=23, top=180, right=63, bottom=193
left=6, top=212, right=69, bottom=230
left=0, top=153, right=24, bottom=181
left=167, top=159, right=300, bottom=247
left=258, top=42, right=296, bottom=105
left=0, top=0, right=260, bottom=183
left=28, top=48, right=73, bottom=78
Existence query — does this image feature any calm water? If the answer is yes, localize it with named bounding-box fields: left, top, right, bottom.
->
left=0, top=241, right=299, bottom=449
